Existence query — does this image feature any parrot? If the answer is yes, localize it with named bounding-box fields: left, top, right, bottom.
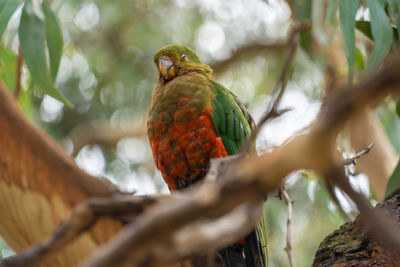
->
left=147, top=44, right=266, bottom=267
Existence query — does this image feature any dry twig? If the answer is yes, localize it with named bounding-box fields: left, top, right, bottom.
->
left=343, top=143, right=374, bottom=165
left=243, top=21, right=310, bottom=152
left=279, top=187, right=296, bottom=267
left=13, top=48, right=23, bottom=99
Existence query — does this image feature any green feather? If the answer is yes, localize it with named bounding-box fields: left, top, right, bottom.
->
left=210, top=81, right=252, bottom=155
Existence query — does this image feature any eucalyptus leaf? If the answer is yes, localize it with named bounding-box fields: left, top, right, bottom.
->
left=396, top=100, right=400, bottom=118
left=354, top=47, right=364, bottom=70
left=42, top=1, right=63, bottom=81
left=293, top=0, right=312, bottom=21
left=340, top=0, right=358, bottom=83
left=0, top=0, right=20, bottom=39
left=0, top=45, right=16, bottom=90
left=356, top=21, right=399, bottom=42
left=385, top=160, right=400, bottom=198
left=292, top=0, right=313, bottom=55
left=19, top=0, right=72, bottom=108
left=387, top=0, right=400, bottom=38
left=367, top=0, right=393, bottom=69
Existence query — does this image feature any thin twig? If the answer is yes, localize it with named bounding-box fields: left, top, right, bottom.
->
left=14, top=47, right=23, bottom=99
left=279, top=187, right=296, bottom=267
left=243, top=21, right=310, bottom=153
left=343, top=143, right=374, bottom=165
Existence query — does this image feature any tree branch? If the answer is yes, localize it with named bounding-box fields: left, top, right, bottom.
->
left=343, top=143, right=374, bottom=166
left=211, top=43, right=286, bottom=75
left=68, top=120, right=147, bottom=157
left=243, top=21, right=310, bottom=152
left=279, top=187, right=296, bottom=267
left=13, top=47, right=23, bottom=99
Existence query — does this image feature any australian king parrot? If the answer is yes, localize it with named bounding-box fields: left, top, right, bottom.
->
left=148, top=44, right=266, bottom=267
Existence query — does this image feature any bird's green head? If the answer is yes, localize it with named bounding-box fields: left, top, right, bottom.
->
left=153, top=45, right=212, bottom=82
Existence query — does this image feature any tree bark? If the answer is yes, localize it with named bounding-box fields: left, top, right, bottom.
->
left=312, top=192, right=400, bottom=267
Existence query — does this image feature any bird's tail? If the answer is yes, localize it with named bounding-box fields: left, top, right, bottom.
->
left=218, top=227, right=266, bottom=267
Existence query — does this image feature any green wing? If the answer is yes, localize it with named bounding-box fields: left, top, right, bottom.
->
left=210, top=81, right=267, bottom=266
left=210, top=80, right=254, bottom=155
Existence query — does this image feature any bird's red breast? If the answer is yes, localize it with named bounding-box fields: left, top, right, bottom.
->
left=147, top=76, right=228, bottom=191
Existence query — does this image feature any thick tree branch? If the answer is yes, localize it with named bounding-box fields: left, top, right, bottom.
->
left=211, top=43, right=286, bottom=75
left=68, top=120, right=147, bottom=156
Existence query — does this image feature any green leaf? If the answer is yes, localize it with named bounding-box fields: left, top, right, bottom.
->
left=292, top=0, right=313, bottom=55
left=0, top=0, right=20, bottom=39
left=367, top=0, right=393, bottom=69
left=42, top=1, right=63, bottom=81
left=19, top=0, right=72, bottom=108
left=385, top=159, right=400, bottom=198
left=356, top=21, right=399, bottom=42
left=354, top=47, right=364, bottom=70
left=0, top=45, right=16, bottom=90
left=339, top=0, right=358, bottom=83
left=293, top=0, right=312, bottom=21
left=387, top=0, right=400, bottom=38
left=396, top=100, right=400, bottom=118
left=325, top=0, right=339, bottom=25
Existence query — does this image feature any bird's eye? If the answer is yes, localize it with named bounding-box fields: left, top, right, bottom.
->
left=181, top=54, right=188, bottom=61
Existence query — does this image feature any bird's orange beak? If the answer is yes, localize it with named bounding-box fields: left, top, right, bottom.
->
left=159, top=56, right=176, bottom=80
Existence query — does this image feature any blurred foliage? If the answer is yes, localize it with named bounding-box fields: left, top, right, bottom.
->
left=1, top=0, right=400, bottom=266
left=0, top=237, right=14, bottom=260
left=386, top=160, right=400, bottom=198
